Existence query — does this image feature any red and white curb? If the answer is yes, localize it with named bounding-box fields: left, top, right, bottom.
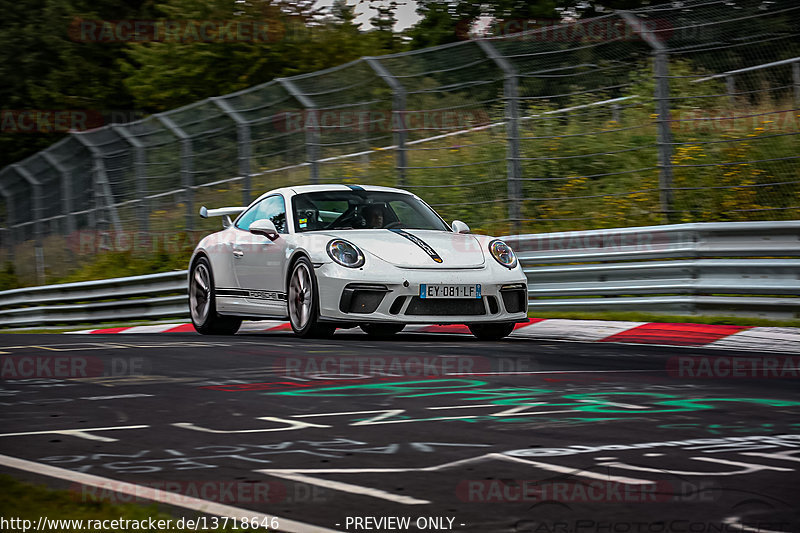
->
left=69, top=319, right=800, bottom=353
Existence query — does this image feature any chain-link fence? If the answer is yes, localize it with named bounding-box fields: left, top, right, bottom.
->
left=1, top=0, right=798, bottom=286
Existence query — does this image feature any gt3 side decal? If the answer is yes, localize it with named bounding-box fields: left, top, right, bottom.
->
left=216, top=288, right=287, bottom=301
left=388, top=229, right=443, bottom=263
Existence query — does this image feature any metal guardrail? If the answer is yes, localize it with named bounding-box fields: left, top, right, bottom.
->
left=0, top=271, right=188, bottom=327
left=509, top=220, right=800, bottom=319
left=0, top=221, right=798, bottom=327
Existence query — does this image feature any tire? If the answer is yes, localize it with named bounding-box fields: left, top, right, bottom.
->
left=288, top=256, right=336, bottom=339
left=468, top=322, right=515, bottom=341
left=361, top=323, right=405, bottom=338
left=190, top=257, right=242, bottom=335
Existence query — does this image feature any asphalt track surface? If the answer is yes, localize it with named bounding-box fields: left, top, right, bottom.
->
left=1, top=330, right=799, bottom=533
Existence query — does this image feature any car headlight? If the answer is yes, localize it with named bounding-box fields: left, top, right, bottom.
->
left=489, top=239, right=517, bottom=269
left=327, top=239, right=365, bottom=268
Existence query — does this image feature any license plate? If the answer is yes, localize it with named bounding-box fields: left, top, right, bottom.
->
left=419, top=284, right=481, bottom=299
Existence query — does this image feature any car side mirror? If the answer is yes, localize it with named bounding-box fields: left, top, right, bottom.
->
left=452, top=220, right=470, bottom=234
left=249, top=219, right=279, bottom=241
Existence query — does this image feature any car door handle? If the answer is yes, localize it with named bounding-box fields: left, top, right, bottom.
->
left=232, top=249, right=244, bottom=258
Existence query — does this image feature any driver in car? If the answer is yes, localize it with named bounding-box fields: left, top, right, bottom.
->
left=363, top=204, right=386, bottom=228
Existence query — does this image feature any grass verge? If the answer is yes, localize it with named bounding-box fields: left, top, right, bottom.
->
left=0, top=474, right=242, bottom=532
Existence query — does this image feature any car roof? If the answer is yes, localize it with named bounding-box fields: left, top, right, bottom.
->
left=252, top=184, right=412, bottom=204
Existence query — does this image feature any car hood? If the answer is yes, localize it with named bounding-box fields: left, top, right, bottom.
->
left=324, top=229, right=486, bottom=268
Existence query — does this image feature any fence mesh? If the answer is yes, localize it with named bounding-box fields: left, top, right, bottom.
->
left=1, top=0, right=798, bottom=285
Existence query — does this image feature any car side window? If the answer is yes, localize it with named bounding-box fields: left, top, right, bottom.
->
left=236, top=196, right=287, bottom=233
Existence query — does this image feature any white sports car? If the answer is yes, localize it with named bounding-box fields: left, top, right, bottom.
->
left=188, top=184, right=528, bottom=339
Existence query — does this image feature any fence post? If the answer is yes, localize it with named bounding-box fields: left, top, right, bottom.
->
left=477, top=39, right=522, bottom=233
left=726, top=75, right=736, bottom=105
left=41, top=152, right=75, bottom=236
left=14, top=165, right=45, bottom=284
left=211, top=97, right=252, bottom=206
left=365, top=57, right=408, bottom=187
left=0, top=182, right=15, bottom=262
left=156, top=114, right=194, bottom=231
left=793, top=60, right=800, bottom=108
left=112, top=125, right=150, bottom=234
left=277, top=77, right=319, bottom=184
left=619, top=11, right=673, bottom=223
left=73, top=134, right=123, bottom=234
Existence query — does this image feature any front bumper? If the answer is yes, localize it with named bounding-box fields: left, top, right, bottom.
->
left=315, top=261, right=528, bottom=324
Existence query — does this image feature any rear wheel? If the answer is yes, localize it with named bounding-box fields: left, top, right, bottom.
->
left=288, top=257, right=335, bottom=338
left=468, top=322, right=515, bottom=341
left=190, top=257, right=241, bottom=335
left=361, top=323, right=405, bottom=338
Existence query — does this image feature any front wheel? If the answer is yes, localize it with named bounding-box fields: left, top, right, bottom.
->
left=361, top=323, right=405, bottom=338
left=288, top=257, right=335, bottom=338
left=468, top=322, right=515, bottom=341
left=190, top=257, right=242, bottom=335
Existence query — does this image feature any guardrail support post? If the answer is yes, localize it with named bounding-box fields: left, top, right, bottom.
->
left=211, top=97, right=253, bottom=206
left=477, top=39, right=522, bottom=233
left=156, top=114, right=194, bottom=231
left=620, top=11, right=674, bottom=224
left=277, top=78, right=319, bottom=184
left=365, top=57, right=408, bottom=187
left=14, top=165, right=45, bottom=284
left=112, top=125, right=150, bottom=234
left=41, top=153, right=76, bottom=236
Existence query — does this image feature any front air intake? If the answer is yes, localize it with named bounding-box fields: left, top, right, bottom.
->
left=500, top=286, right=527, bottom=313
left=404, top=297, right=486, bottom=316
left=339, top=284, right=389, bottom=314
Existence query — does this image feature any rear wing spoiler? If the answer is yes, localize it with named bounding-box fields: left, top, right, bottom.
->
left=199, top=205, right=246, bottom=228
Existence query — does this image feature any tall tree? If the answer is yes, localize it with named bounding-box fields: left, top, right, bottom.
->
left=407, top=0, right=673, bottom=48
left=0, top=0, right=153, bottom=168
left=368, top=0, right=402, bottom=52
left=120, top=0, right=395, bottom=111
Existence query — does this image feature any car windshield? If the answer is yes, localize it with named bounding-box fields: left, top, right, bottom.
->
left=291, top=190, right=450, bottom=233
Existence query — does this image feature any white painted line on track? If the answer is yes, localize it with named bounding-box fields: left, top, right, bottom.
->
left=724, top=516, right=790, bottom=533
left=577, top=399, right=650, bottom=410
left=257, top=451, right=654, bottom=508
left=0, top=425, right=150, bottom=442
left=0, top=454, right=343, bottom=533
left=263, top=472, right=430, bottom=505
left=500, top=454, right=654, bottom=485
